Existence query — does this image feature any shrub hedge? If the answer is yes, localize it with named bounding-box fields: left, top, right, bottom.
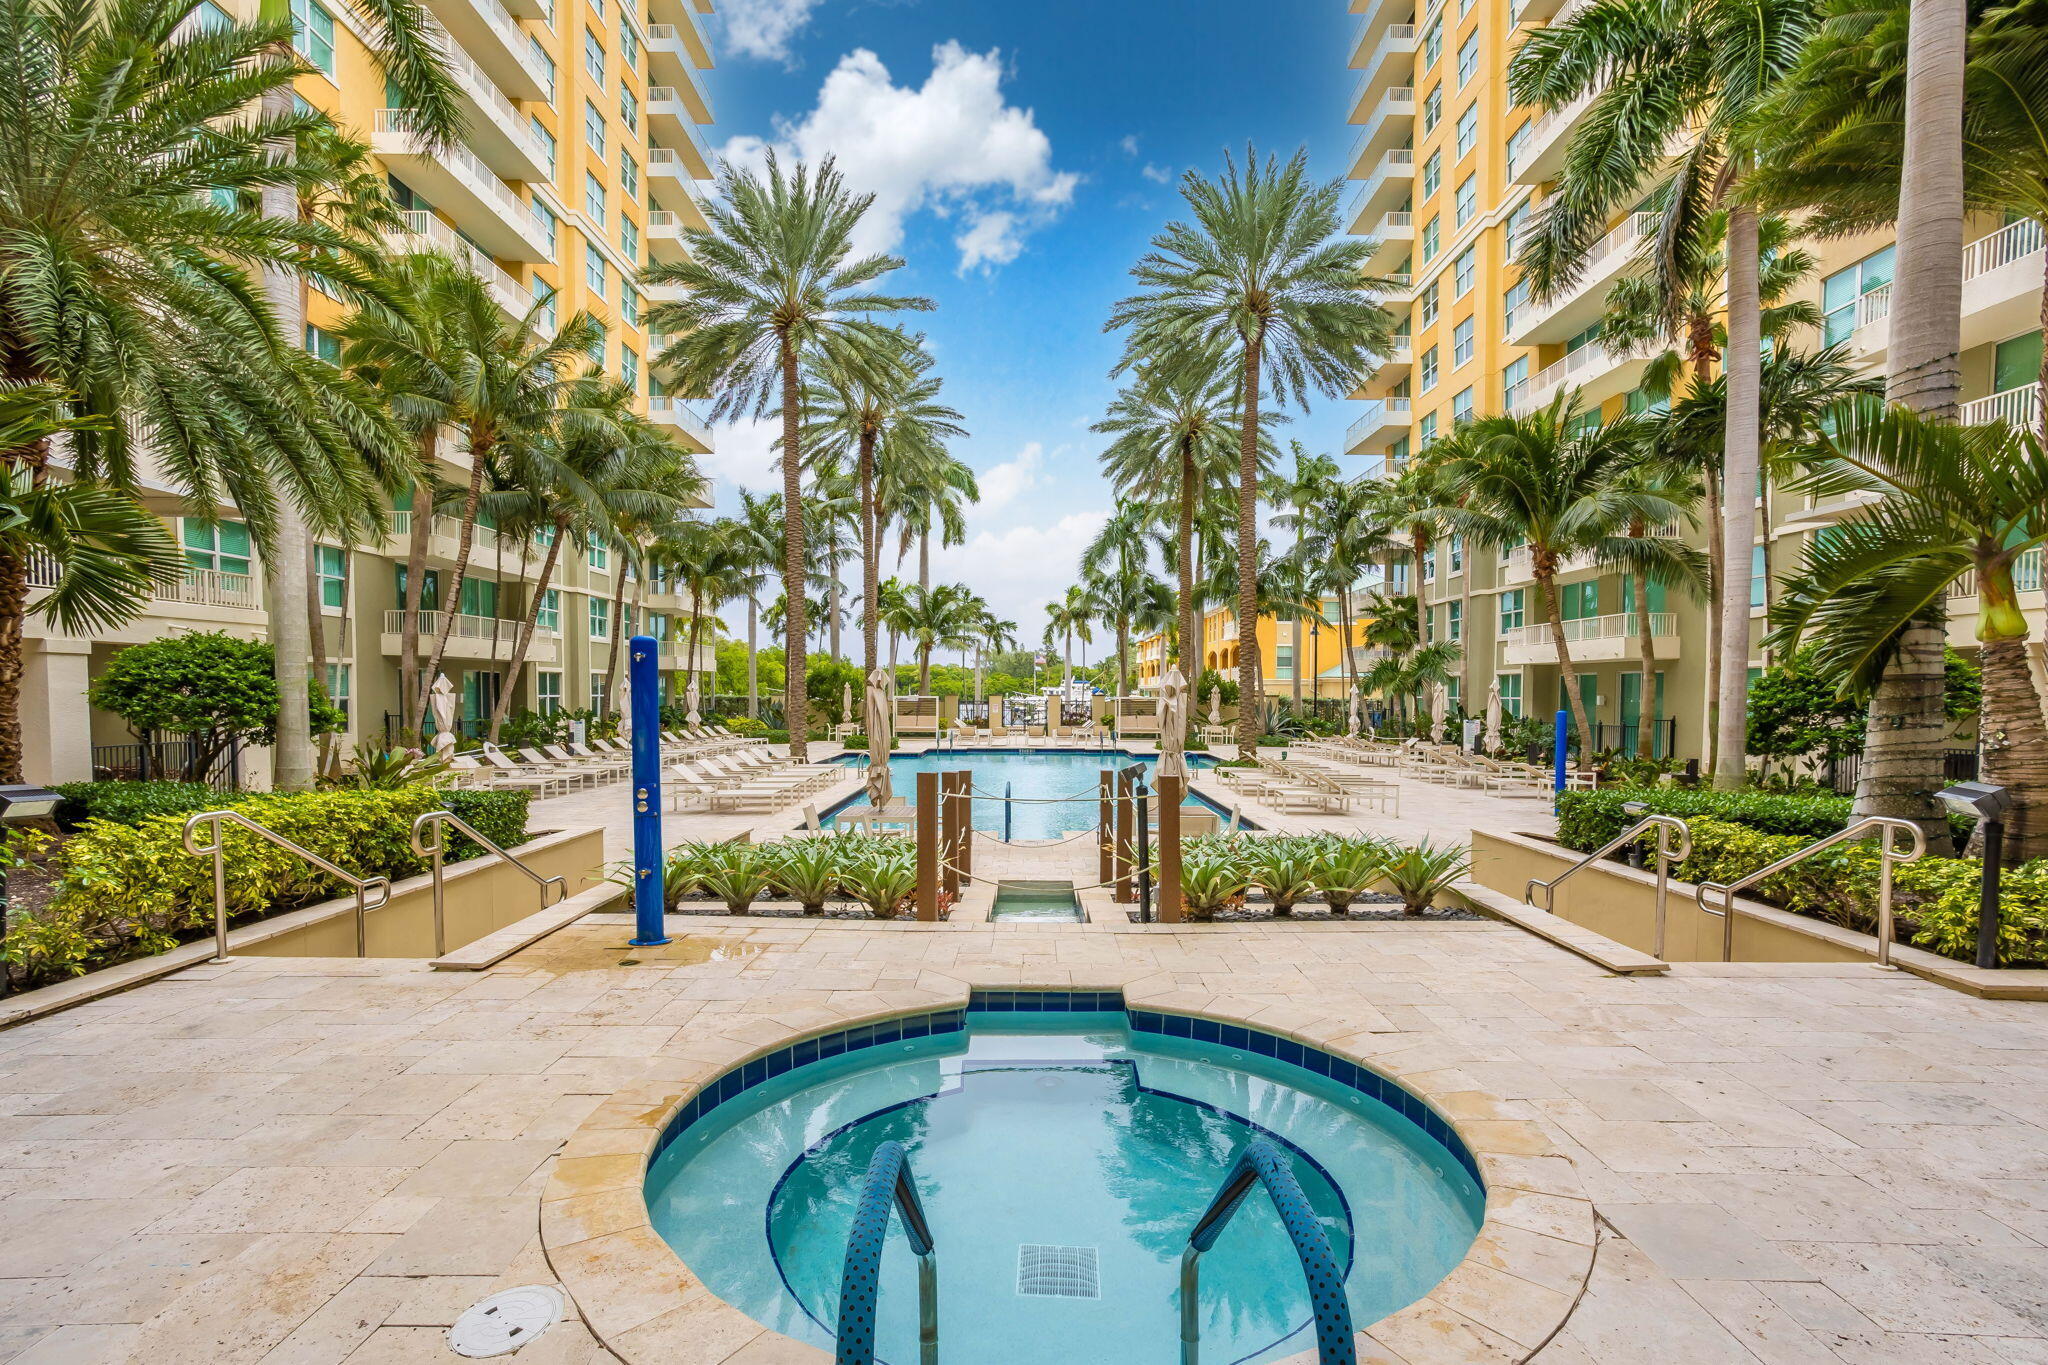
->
left=51, top=780, right=223, bottom=831
left=5, top=784, right=531, bottom=987
left=1555, top=787, right=1863, bottom=851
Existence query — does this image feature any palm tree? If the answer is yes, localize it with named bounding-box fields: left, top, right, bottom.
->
left=1080, top=509, right=1176, bottom=700
left=1372, top=463, right=1454, bottom=668
left=1510, top=0, right=1819, bottom=787
left=885, top=445, right=979, bottom=592
left=648, top=154, right=932, bottom=758
left=1272, top=444, right=1342, bottom=710
left=1769, top=400, right=2048, bottom=860
left=663, top=518, right=757, bottom=714
left=1598, top=461, right=1708, bottom=757
left=1044, top=587, right=1095, bottom=693
left=891, top=583, right=976, bottom=695
left=1436, top=399, right=1693, bottom=756
left=1108, top=147, right=1396, bottom=748
left=729, top=489, right=783, bottom=720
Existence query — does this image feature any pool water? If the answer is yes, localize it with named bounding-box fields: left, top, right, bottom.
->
left=645, top=1008, right=1482, bottom=1365
left=827, top=749, right=1223, bottom=839
left=989, top=880, right=1083, bottom=921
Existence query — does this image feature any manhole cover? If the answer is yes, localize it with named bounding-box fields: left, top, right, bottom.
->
left=1017, top=1244, right=1100, bottom=1299
left=448, top=1285, right=566, bottom=1357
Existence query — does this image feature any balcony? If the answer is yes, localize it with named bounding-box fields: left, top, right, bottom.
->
left=1501, top=545, right=1596, bottom=585
left=646, top=211, right=692, bottom=263
left=1347, top=149, right=1414, bottom=231
left=1779, top=488, right=1883, bottom=533
left=647, top=148, right=711, bottom=228
left=380, top=610, right=559, bottom=663
left=426, top=0, right=552, bottom=99
left=1961, top=219, right=2045, bottom=352
left=1508, top=88, right=1596, bottom=186
left=371, top=114, right=551, bottom=261
left=1353, top=338, right=1414, bottom=398
left=1375, top=272, right=1416, bottom=305
left=1961, top=384, right=2040, bottom=430
left=1347, top=0, right=1409, bottom=63
left=1505, top=341, right=1648, bottom=416
left=1951, top=548, right=2044, bottom=602
left=384, top=512, right=545, bottom=576
left=1507, top=211, right=1658, bottom=345
left=646, top=29, right=714, bottom=117
left=1502, top=612, right=1679, bottom=665
left=648, top=396, right=714, bottom=455
left=1346, top=396, right=1412, bottom=453
left=436, top=35, right=550, bottom=181
left=383, top=210, right=533, bottom=316
left=1349, top=87, right=1417, bottom=166
left=647, top=88, right=715, bottom=176
left=1348, top=25, right=1418, bottom=119
left=1364, top=210, right=1414, bottom=270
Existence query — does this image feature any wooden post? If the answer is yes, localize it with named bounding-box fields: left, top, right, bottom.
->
left=1099, top=769, right=1114, bottom=885
left=939, top=770, right=961, bottom=899
left=1115, top=768, right=1135, bottom=903
left=955, top=770, right=974, bottom=880
left=1157, top=774, right=1184, bottom=923
left=916, top=771, right=939, bottom=921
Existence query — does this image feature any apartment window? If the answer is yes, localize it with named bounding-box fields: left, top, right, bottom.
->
left=533, top=199, right=558, bottom=254
left=1456, top=103, right=1478, bottom=158
left=1502, top=354, right=1529, bottom=408
left=458, top=577, right=499, bottom=618
left=1497, top=673, right=1523, bottom=717
left=304, top=324, right=340, bottom=363
left=590, top=671, right=606, bottom=706
left=619, top=18, right=639, bottom=67
left=584, top=100, right=605, bottom=159
left=1995, top=332, right=2044, bottom=393
left=1453, top=317, right=1474, bottom=366
left=1506, top=122, right=1531, bottom=174
left=1422, top=150, right=1441, bottom=197
left=395, top=564, right=440, bottom=612
left=1419, top=411, right=1438, bottom=447
left=1626, top=386, right=1671, bottom=415
left=1504, top=201, right=1530, bottom=252
left=1455, top=174, right=1477, bottom=227
left=622, top=152, right=639, bottom=201
left=290, top=0, right=334, bottom=75
left=589, top=596, right=611, bottom=639
left=620, top=84, right=638, bottom=134
left=1418, top=280, right=1439, bottom=328
left=183, top=520, right=251, bottom=576
left=1423, top=86, right=1441, bottom=132
left=530, top=117, right=556, bottom=176
left=1421, top=216, right=1439, bottom=261
left=1751, top=543, right=1768, bottom=608
left=324, top=663, right=350, bottom=722
left=1424, top=19, right=1442, bottom=65
left=1452, top=386, right=1474, bottom=426
left=537, top=671, right=563, bottom=714
left=1453, top=245, right=1476, bottom=297
left=535, top=280, right=557, bottom=333
left=583, top=28, right=605, bottom=81
left=529, top=40, right=556, bottom=99
left=1821, top=246, right=1895, bottom=344
left=1458, top=32, right=1479, bottom=86
left=1568, top=409, right=1604, bottom=437
left=622, top=285, right=640, bottom=327
left=622, top=345, right=640, bottom=392
left=621, top=216, right=638, bottom=262
left=1499, top=589, right=1526, bottom=632
left=584, top=236, right=606, bottom=297
left=1505, top=276, right=1529, bottom=329
left=196, top=1, right=233, bottom=31
left=1450, top=535, right=1464, bottom=572
left=537, top=589, right=560, bottom=632
left=1560, top=579, right=1599, bottom=619
left=1448, top=601, right=1462, bottom=641
left=584, top=173, right=605, bottom=227
left=316, top=544, right=346, bottom=608
left=588, top=540, right=610, bottom=571
left=1420, top=344, right=1439, bottom=390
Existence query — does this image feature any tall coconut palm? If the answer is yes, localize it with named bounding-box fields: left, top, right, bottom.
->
left=647, top=154, right=931, bottom=760
left=1436, top=399, right=1694, bottom=756
left=1272, top=444, right=1341, bottom=710
left=1290, top=476, right=1401, bottom=711
left=1044, top=587, right=1095, bottom=693
left=1372, top=462, right=1454, bottom=666
left=891, top=582, right=976, bottom=695
left=1080, top=507, right=1175, bottom=700
left=885, top=445, right=979, bottom=591
left=1108, top=147, right=1396, bottom=749
left=1770, top=399, right=2048, bottom=861
left=729, top=489, right=782, bottom=719
left=662, top=518, right=757, bottom=714
left=1510, top=0, right=1819, bottom=787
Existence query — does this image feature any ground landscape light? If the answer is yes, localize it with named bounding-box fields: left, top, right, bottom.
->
left=1938, top=781, right=2013, bottom=971
left=0, top=784, right=62, bottom=1001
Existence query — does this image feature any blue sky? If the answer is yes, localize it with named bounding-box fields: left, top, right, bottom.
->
left=696, top=0, right=1361, bottom=640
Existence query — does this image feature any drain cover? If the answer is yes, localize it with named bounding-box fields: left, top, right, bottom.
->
left=448, top=1285, right=566, bottom=1357
left=1017, top=1244, right=1100, bottom=1299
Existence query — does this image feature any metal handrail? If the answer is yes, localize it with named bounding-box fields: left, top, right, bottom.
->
left=834, top=1140, right=936, bottom=1365
left=1181, top=1138, right=1355, bottom=1365
left=411, top=809, right=569, bottom=957
left=1694, top=816, right=1928, bottom=965
left=182, top=810, right=394, bottom=960
left=1527, top=814, right=1692, bottom=958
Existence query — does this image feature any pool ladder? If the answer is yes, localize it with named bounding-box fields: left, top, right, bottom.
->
left=835, top=1140, right=937, bottom=1365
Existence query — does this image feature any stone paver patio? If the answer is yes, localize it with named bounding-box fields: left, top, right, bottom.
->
left=0, top=905, right=2043, bottom=1363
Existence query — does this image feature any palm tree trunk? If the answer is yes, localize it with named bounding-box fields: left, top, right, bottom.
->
left=1633, top=536, right=1655, bottom=761
left=1539, top=566, right=1594, bottom=757
left=398, top=463, right=433, bottom=741
left=859, top=434, right=878, bottom=677
left=778, top=338, right=809, bottom=760
left=685, top=584, right=706, bottom=711
left=918, top=526, right=929, bottom=592
left=1234, top=343, right=1263, bottom=751
left=1712, top=203, right=1763, bottom=790
left=306, top=535, right=327, bottom=759
left=918, top=644, right=932, bottom=696
left=746, top=595, right=760, bottom=719
left=424, top=427, right=490, bottom=719
left=485, top=522, right=566, bottom=742
left=1340, top=589, right=1358, bottom=730
left=1177, top=439, right=1197, bottom=678
left=1976, top=583, right=2048, bottom=861
left=1701, top=465, right=1724, bottom=775
left=0, top=534, right=29, bottom=783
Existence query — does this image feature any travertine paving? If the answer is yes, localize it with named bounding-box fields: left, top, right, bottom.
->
left=0, top=914, right=2042, bottom=1363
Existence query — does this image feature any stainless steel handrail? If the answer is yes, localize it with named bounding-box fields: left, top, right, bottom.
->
left=1694, top=816, right=1927, bottom=965
left=834, top=1139, right=936, bottom=1365
left=410, top=809, right=569, bottom=957
left=1527, top=814, right=1692, bottom=958
left=182, top=810, right=395, bottom=960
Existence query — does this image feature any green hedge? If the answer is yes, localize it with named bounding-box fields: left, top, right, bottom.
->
left=1557, top=787, right=1868, bottom=851
left=5, top=784, right=532, bottom=987
left=51, top=780, right=222, bottom=831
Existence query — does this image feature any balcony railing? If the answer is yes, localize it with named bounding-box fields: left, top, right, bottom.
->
left=1505, top=611, right=1677, bottom=649
left=1961, top=385, right=2041, bottom=429
left=1962, top=218, right=2045, bottom=278
left=1854, top=282, right=1893, bottom=331
left=380, top=610, right=558, bottom=643
left=1951, top=547, right=2044, bottom=599
left=1346, top=396, right=1412, bottom=448
left=1348, top=25, right=1419, bottom=108
left=165, top=567, right=260, bottom=609
left=437, top=34, right=550, bottom=168
left=1508, top=341, right=1631, bottom=414
left=1508, top=88, right=1595, bottom=179
left=645, top=89, right=712, bottom=165
left=649, top=395, right=713, bottom=444
left=385, top=210, right=532, bottom=313
left=374, top=112, right=540, bottom=240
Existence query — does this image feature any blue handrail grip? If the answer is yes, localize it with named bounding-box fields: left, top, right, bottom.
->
left=834, top=1140, right=935, bottom=1365
left=1184, top=1138, right=1356, bottom=1365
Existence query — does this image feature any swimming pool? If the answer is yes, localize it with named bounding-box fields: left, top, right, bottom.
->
left=825, top=748, right=1226, bottom=839
left=643, top=995, right=1483, bottom=1365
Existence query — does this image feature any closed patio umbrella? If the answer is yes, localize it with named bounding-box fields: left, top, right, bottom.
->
left=685, top=677, right=701, bottom=727
left=841, top=680, right=853, bottom=726
left=1347, top=689, right=1361, bottom=737
left=1158, top=667, right=1188, bottom=781
left=864, top=666, right=894, bottom=809
left=429, top=674, right=457, bottom=755
left=615, top=675, right=633, bottom=740
left=1484, top=678, right=1502, bottom=752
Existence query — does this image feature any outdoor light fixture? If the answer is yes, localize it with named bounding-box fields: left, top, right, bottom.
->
left=1938, top=781, right=2013, bottom=970
left=1622, top=801, right=1648, bottom=867
left=0, top=785, right=62, bottom=999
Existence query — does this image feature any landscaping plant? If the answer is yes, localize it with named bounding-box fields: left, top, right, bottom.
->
left=1375, top=839, right=1472, bottom=916
left=766, top=837, right=844, bottom=915
left=1245, top=836, right=1321, bottom=916
left=692, top=842, right=775, bottom=916
left=1178, top=838, right=1253, bottom=922
left=839, top=841, right=919, bottom=919
left=1313, top=835, right=1393, bottom=914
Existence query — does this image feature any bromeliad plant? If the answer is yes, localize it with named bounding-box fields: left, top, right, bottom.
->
left=839, top=840, right=919, bottom=919
left=693, top=842, right=776, bottom=916
left=1375, top=839, right=1473, bottom=917
left=1179, top=838, right=1254, bottom=922
left=766, top=836, right=843, bottom=916
left=1312, top=834, right=1395, bottom=914
left=1244, top=836, right=1322, bottom=917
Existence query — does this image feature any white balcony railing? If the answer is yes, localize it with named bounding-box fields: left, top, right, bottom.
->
left=1963, top=218, right=2045, bottom=279
left=1509, top=341, right=1630, bottom=414
left=1961, top=385, right=2040, bottom=429
left=1855, top=282, right=1893, bottom=331
left=649, top=395, right=713, bottom=444
left=1505, top=611, right=1677, bottom=649
left=385, top=210, right=532, bottom=313
left=437, top=34, right=550, bottom=167
left=380, top=610, right=557, bottom=643
left=1346, top=396, right=1412, bottom=448
left=1348, top=25, right=1419, bottom=108
left=374, top=112, right=539, bottom=239
left=163, top=567, right=260, bottom=610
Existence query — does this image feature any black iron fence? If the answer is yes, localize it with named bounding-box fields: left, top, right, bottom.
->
left=91, top=733, right=242, bottom=787
left=1826, top=747, right=1979, bottom=795
left=1593, top=719, right=1680, bottom=759
left=956, top=700, right=991, bottom=726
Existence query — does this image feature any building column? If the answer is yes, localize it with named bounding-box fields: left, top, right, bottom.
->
left=22, top=639, right=93, bottom=784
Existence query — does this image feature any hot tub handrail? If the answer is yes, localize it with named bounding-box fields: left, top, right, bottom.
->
left=411, top=808, right=569, bottom=957
left=182, top=809, right=394, bottom=960
left=1181, top=1138, right=1354, bottom=1365
left=835, top=1139, right=937, bottom=1365
left=1525, top=814, right=1691, bottom=957
left=1694, top=815, right=1926, bottom=965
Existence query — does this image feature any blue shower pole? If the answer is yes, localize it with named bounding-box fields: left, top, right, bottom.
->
left=629, top=634, right=668, bottom=946
left=1552, top=707, right=1570, bottom=793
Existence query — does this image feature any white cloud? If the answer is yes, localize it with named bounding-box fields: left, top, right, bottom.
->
left=1119, top=134, right=1141, bottom=157
left=1141, top=163, right=1171, bottom=184
left=975, top=441, right=1045, bottom=510
left=718, top=42, right=1078, bottom=273
left=930, top=510, right=1108, bottom=633
left=718, top=0, right=820, bottom=63
left=700, top=416, right=781, bottom=496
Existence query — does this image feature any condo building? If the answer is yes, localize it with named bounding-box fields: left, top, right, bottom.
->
left=1340, top=0, right=2044, bottom=758
left=21, top=0, right=721, bottom=786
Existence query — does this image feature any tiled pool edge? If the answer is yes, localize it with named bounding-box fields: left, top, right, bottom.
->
left=540, top=980, right=1595, bottom=1365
